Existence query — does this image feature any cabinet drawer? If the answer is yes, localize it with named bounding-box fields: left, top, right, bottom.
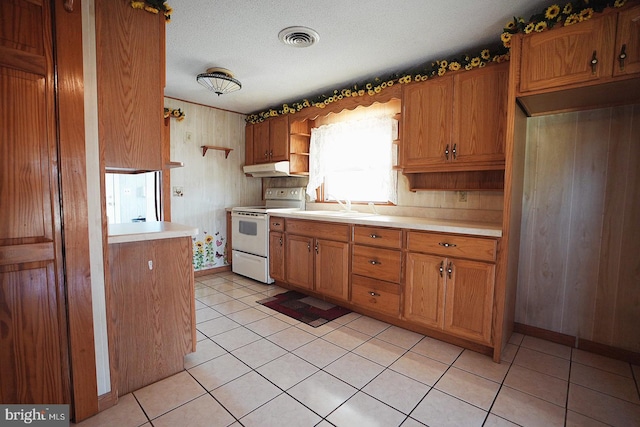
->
left=286, top=219, right=350, bottom=242
left=270, top=216, right=285, bottom=231
left=407, top=231, right=497, bottom=262
left=352, top=245, right=401, bottom=283
left=351, top=275, right=400, bottom=317
left=353, top=226, right=402, bottom=249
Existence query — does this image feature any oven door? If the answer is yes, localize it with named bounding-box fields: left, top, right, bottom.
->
left=231, top=211, right=268, bottom=257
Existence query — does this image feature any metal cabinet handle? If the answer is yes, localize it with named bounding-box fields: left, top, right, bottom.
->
left=269, top=150, right=273, bottom=158
left=439, top=261, right=444, bottom=277
left=369, top=234, right=380, bottom=239
left=307, top=242, right=310, bottom=252
left=444, top=144, right=450, bottom=160
left=438, top=242, right=457, bottom=248
left=369, top=291, right=380, bottom=297
left=315, top=241, right=319, bottom=254
left=447, top=262, right=453, bottom=279
left=591, top=51, right=598, bottom=74
left=264, top=151, right=269, bottom=159
left=272, top=222, right=281, bottom=226
left=369, top=260, right=381, bottom=265
left=452, top=143, right=457, bottom=160
left=279, top=237, right=283, bottom=246
left=619, top=44, right=627, bottom=70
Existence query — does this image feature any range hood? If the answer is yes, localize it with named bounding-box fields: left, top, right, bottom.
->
left=243, top=161, right=292, bottom=178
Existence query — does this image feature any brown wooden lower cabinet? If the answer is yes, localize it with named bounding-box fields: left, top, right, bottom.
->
left=404, top=252, right=495, bottom=345
left=108, top=237, right=195, bottom=395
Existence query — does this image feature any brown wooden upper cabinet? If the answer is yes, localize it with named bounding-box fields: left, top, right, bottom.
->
left=96, top=0, right=165, bottom=172
left=519, top=5, right=640, bottom=93
left=251, top=115, right=290, bottom=164
left=401, top=62, right=508, bottom=173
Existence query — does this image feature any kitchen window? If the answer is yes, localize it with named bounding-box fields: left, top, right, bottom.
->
left=306, top=115, right=398, bottom=204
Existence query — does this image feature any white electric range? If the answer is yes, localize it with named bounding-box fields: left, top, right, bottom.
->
left=231, top=187, right=305, bottom=283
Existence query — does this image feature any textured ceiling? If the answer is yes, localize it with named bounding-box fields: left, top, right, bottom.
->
left=164, top=0, right=556, bottom=115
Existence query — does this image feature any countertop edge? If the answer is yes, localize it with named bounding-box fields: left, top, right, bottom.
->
left=108, top=221, right=199, bottom=244
left=272, top=212, right=503, bottom=238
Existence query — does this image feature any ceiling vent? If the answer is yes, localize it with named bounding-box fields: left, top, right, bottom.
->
left=278, top=26, right=320, bottom=48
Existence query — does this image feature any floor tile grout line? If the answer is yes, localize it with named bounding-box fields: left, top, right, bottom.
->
left=483, top=342, right=521, bottom=426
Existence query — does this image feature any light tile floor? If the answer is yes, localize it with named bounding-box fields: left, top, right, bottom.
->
left=75, top=272, right=640, bottom=427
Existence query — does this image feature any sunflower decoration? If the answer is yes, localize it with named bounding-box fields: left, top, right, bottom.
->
left=502, top=1, right=627, bottom=47
left=130, top=0, right=172, bottom=21
left=164, top=107, right=185, bottom=121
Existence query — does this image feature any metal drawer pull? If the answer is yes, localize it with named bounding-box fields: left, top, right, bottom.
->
left=369, top=260, right=381, bottom=265
left=438, top=242, right=457, bottom=248
left=591, top=50, right=598, bottom=74
left=272, top=222, right=281, bottom=226
left=369, top=234, right=380, bottom=239
left=369, top=291, right=380, bottom=297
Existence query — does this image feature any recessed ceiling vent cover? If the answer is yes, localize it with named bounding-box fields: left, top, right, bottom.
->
left=278, top=26, right=320, bottom=47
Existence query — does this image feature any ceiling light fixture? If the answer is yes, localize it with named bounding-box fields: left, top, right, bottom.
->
left=278, top=26, right=320, bottom=48
left=196, top=67, right=242, bottom=96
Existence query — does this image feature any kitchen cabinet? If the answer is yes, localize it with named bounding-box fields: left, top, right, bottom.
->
left=284, top=219, right=350, bottom=301
left=401, top=63, right=508, bottom=173
left=404, top=231, right=496, bottom=345
left=252, top=115, right=289, bottom=164
left=96, top=0, right=165, bottom=172
left=351, top=226, right=402, bottom=317
left=519, top=5, right=640, bottom=93
left=108, top=237, right=195, bottom=395
left=269, top=217, right=285, bottom=281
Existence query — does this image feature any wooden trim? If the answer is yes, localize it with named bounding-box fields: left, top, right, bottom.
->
left=194, top=265, right=231, bottom=277
left=97, top=391, right=117, bottom=412
left=513, top=323, right=576, bottom=347
left=53, top=1, right=99, bottom=421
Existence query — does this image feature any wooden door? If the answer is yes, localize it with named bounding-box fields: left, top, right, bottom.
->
left=453, top=63, right=508, bottom=167
left=403, top=253, right=445, bottom=329
left=286, top=234, right=314, bottom=289
left=0, top=0, right=68, bottom=404
left=519, top=13, right=616, bottom=92
left=613, top=4, right=640, bottom=77
left=253, top=120, right=270, bottom=163
left=314, top=239, right=349, bottom=301
left=401, top=77, right=453, bottom=169
left=444, top=258, right=495, bottom=345
left=269, top=115, right=290, bottom=162
left=269, top=231, right=285, bottom=281
left=96, top=0, right=164, bottom=171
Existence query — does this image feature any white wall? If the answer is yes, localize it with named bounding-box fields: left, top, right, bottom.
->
left=164, top=98, right=262, bottom=271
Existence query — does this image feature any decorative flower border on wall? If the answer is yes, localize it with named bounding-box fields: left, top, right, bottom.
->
left=246, top=0, right=628, bottom=124
left=164, top=107, right=185, bottom=121
left=131, top=0, right=172, bottom=21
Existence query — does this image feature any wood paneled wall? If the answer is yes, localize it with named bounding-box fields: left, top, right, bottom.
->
left=516, top=105, right=640, bottom=352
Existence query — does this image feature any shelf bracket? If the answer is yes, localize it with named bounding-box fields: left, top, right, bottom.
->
left=201, top=145, right=233, bottom=158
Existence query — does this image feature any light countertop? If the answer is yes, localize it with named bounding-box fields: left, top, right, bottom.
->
left=273, top=211, right=502, bottom=237
left=108, top=221, right=198, bottom=244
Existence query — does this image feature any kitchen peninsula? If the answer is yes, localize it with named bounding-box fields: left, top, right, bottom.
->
left=107, top=222, right=198, bottom=395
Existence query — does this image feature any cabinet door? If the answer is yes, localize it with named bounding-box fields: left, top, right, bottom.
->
left=315, top=239, right=349, bottom=301
left=404, top=253, right=445, bottom=329
left=245, top=124, right=255, bottom=165
left=520, top=13, right=616, bottom=92
left=253, top=120, right=270, bottom=163
left=401, top=77, right=453, bottom=168
left=0, top=0, right=67, bottom=405
left=614, top=5, right=640, bottom=76
left=286, top=234, right=314, bottom=289
left=269, top=115, right=290, bottom=162
left=453, top=63, right=508, bottom=166
left=96, top=0, right=164, bottom=171
left=444, top=258, right=495, bottom=345
left=269, top=231, right=285, bottom=281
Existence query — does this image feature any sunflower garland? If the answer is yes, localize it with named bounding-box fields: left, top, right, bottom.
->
left=243, top=0, right=627, bottom=123
left=130, top=0, right=172, bottom=21
left=164, top=107, right=185, bottom=121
